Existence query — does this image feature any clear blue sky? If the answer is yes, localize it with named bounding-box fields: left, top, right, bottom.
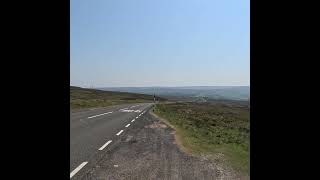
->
left=71, top=0, right=250, bottom=87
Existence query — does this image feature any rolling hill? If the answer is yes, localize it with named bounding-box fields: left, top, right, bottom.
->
left=70, top=86, right=165, bottom=109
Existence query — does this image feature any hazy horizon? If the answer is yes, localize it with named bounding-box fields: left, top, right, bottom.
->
left=98, top=86, right=250, bottom=101
left=72, top=85, right=250, bottom=88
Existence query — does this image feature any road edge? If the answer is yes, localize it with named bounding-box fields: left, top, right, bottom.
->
left=149, top=107, right=193, bottom=155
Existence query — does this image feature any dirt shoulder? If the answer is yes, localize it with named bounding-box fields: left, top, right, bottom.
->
left=149, top=110, right=192, bottom=155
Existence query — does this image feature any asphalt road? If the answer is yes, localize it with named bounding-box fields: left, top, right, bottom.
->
left=70, top=103, right=153, bottom=179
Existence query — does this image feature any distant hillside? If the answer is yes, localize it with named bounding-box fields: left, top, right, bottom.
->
left=98, top=86, right=250, bottom=101
left=70, top=86, right=165, bottom=109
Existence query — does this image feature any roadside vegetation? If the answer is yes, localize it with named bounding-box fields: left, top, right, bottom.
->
left=154, top=101, right=250, bottom=175
left=70, top=86, right=164, bottom=109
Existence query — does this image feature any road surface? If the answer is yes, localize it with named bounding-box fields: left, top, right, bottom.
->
left=70, top=103, right=153, bottom=178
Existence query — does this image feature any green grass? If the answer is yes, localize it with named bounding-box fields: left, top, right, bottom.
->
left=154, top=102, right=250, bottom=175
left=70, top=86, right=165, bottom=109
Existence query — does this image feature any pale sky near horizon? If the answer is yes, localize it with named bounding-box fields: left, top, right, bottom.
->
left=71, top=0, right=250, bottom=88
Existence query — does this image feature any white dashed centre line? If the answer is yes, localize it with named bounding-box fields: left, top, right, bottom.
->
left=87, top=112, right=112, bottom=119
left=70, top=162, right=88, bottom=178
left=116, top=130, right=124, bottom=136
left=98, top=140, right=112, bottom=151
left=131, top=119, right=135, bottom=122
left=125, top=123, right=130, bottom=128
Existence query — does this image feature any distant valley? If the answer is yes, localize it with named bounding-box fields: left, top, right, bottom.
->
left=98, top=86, right=250, bottom=102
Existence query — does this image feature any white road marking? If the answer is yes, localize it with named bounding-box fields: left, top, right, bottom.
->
left=70, top=162, right=88, bottom=178
left=120, top=109, right=141, bottom=113
left=88, top=112, right=112, bottom=119
left=125, top=123, right=130, bottom=128
left=120, top=109, right=135, bottom=112
left=131, top=105, right=141, bottom=108
left=98, top=140, right=112, bottom=151
left=116, top=130, right=124, bottom=136
left=131, top=119, right=135, bottom=122
left=119, top=108, right=141, bottom=113
left=136, top=116, right=139, bottom=118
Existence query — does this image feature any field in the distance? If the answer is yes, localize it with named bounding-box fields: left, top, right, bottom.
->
left=154, top=101, right=250, bottom=175
left=70, top=86, right=165, bottom=109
